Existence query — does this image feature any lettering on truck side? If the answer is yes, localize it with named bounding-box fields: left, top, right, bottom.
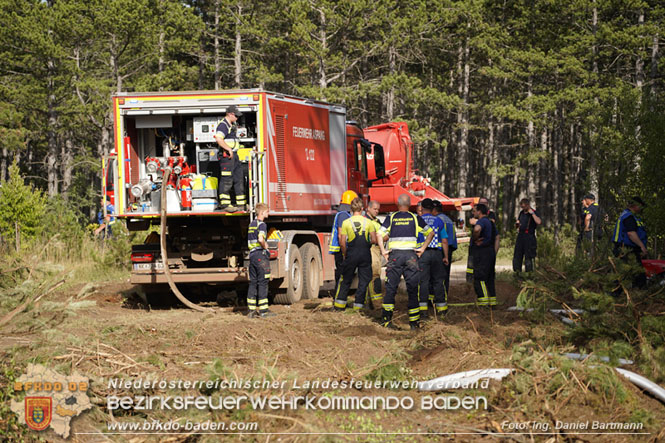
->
left=293, top=126, right=326, bottom=141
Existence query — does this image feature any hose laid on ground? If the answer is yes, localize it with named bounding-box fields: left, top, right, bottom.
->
left=615, top=368, right=665, bottom=404
left=560, top=354, right=665, bottom=405
left=417, top=366, right=665, bottom=406
left=160, top=168, right=213, bottom=312
left=562, top=352, right=634, bottom=366
left=507, top=306, right=582, bottom=325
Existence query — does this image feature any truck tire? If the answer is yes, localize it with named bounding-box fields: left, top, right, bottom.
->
left=300, top=242, right=322, bottom=299
left=274, top=244, right=303, bottom=304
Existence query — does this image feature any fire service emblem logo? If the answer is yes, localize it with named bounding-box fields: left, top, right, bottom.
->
left=25, top=397, right=52, bottom=431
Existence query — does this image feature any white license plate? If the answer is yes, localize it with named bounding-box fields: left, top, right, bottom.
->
left=133, top=262, right=164, bottom=271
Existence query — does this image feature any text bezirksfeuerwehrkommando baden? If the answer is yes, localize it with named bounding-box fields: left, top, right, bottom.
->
left=106, top=377, right=491, bottom=411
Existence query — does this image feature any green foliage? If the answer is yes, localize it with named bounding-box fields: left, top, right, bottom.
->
left=204, top=358, right=234, bottom=394
left=641, top=316, right=665, bottom=349
left=90, top=223, right=136, bottom=269
left=363, top=352, right=412, bottom=383
left=508, top=342, right=632, bottom=412
left=517, top=227, right=665, bottom=384
left=0, top=161, right=47, bottom=249
left=0, top=358, right=28, bottom=440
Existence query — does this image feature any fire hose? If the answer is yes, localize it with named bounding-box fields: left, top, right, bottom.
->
left=160, top=168, right=214, bottom=312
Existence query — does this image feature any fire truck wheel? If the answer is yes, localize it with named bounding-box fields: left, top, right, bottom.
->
left=274, top=244, right=303, bottom=304
left=300, top=243, right=322, bottom=299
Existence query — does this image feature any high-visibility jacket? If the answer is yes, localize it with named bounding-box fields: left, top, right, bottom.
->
left=379, top=211, right=433, bottom=250
left=613, top=209, right=647, bottom=248
left=248, top=219, right=267, bottom=252
left=341, top=215, right=375, bottom=251
left=328, top=211, right=350, bottom=253
left=438, top=213, right=457, bottom=250
left=215, top=119, right=240, bottom=151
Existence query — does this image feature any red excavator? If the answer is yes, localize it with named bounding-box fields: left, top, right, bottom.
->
left=346, top=121, right=475, bottom=212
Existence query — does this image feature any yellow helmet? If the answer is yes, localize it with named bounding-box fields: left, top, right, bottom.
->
left=340, top=190, right=358, bottom=205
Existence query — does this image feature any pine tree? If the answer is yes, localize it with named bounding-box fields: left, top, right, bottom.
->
left=0, top=161, right=47, bottom=250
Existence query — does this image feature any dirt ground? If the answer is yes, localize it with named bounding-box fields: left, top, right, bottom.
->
left=2, top=274, right=665, bottom=442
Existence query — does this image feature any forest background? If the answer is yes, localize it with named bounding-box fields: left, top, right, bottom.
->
left=0, top=0, right=663, bottom=244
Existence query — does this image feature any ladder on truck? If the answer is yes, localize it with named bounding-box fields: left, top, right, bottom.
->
left=248, top=150, right=265, bottom=219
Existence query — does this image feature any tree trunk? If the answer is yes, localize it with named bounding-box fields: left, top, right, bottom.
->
left=46, top=59, right=58, bottom=197
left=537, top=127, right=548, bottom=222
left=554, top=108, right=564, bottom=227
left=110, top=35, right=122, bottom=94
left=634, top=9, right=644, bottom=143
left=457, top=32, right=470, bottom=196
left=488, top=120, right=499, bottom=207
left=1, top=147, right=6, bottom=182
left=650, top=33, right=659, bottom=102
left=567, top=120, right=578, bottom=225
left=214, top=0, right=221, bottom=90
left=318, top=7, right=327, bottom=93
left=384, top=45, right=396, bottom=121
left=61, top=138, right=74, bottom=200
left=588, top=0, right=599, bottom=199
left=526, top=76, right=536, bottom=200
left=234, top=4, right=242, bottom=87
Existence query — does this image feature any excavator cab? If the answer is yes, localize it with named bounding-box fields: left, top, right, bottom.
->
left=368, top=140, right=385, bottom=180
left=345, top=120, right=387, bottom=199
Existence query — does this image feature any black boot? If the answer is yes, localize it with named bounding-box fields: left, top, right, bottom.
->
left=381, top=310, right=397, bottom=329
left=410, top=321, right=420, bottom=330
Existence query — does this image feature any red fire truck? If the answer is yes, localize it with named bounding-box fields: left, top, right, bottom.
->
left=104, top=90, right=474, bottom=304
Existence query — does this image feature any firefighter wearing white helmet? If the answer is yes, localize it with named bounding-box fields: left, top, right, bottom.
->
left=329, top=190, right=358, bottom=296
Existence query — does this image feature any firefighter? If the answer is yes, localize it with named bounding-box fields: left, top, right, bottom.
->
left=581, top=194, right=603, bottom=255
left=247, top=203, right=276, bottom=318
left=471, top=203, right=497, bottom=307
left=329, top=190, right=357, bottom=295
left=365, top=200, right=383, bottom=308
left=94, top=197, right=116, bottom=238
left=418, top=199, right=449, bottom=319
left=467, top=198, right=499, bottom=283
left=433, top=200, right=457, bottom=300
left=415, top=201, right=425, bottom=249
left=334, top=198, right=377, bottom=311
left=513, top=198, right=542, bottom=274
left=214, top=105, right=247, bottom=212
left=377, top=194, right=435, bottom=330
left=613, top=196, right=648, bottom=289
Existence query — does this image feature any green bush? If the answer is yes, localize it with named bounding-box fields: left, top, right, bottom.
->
left=0, top=161, right=47, bottom=250
left=517, top=228, right=665, bottom=384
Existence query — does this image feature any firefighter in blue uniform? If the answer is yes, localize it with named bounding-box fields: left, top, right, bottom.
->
left=329, top=190, right=357, bottom=296
left=433, top=200, right=456, bottom=301
left=247, top=203, right=276, bottom=318
left=377, top=194, right=434, bottom=330
left=513, top=198, right=542, bottom=273
left=418, top=199, right=449, bottom=319
left=472, top=203, right=497, bottom=306
left=214, top=105, right=247, bottom=212
left=94, top=197, right=116, bottom=237
left=580, top=194, right=603, bottom=256
left=613, top=196, right=648, bottom=288
left=334, top=197, right=377, bottom=311
left=467, top=197, right=499, bottom=282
